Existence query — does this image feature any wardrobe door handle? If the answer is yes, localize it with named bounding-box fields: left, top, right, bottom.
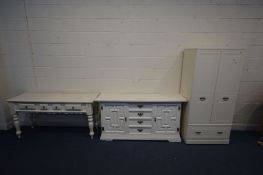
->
left=217, top=131, right=223, bottom=135
left=222, top=97, right=229, bottom=101
left=195, top=131, right=202, bottom=134
left=199, top=97, right=206, bottom=101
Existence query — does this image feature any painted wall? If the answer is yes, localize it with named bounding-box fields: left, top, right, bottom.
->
left=0, top=0, right=263, bottom=129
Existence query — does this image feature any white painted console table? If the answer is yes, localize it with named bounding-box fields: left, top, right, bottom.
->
left=6, top=92, right=98, bottom=139
left=96, top=93, right=187, bottom=142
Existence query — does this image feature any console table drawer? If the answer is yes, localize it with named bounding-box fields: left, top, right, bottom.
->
left=39, top=104, right=50, bottom=110
left=52, top=104, right=63, bottom=110
left=65, top=104, right=82, bottom=111
left=18, top=104, right=36, bottom=110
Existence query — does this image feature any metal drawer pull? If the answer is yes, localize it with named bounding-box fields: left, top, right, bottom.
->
left=137, top=105, right=143, bottom=108
left=137, top=129, right=143, bottom=132
left=138, top=112, right=143, bottom=116
left=222, top=97, right=229, bottom=101
left=195, top=131, right=202, bottom=134
left=217, top=131, right=223, bottom=134
left=137, top=120, right=143, bottom=124
left=200, top=97, right=206, bottom=101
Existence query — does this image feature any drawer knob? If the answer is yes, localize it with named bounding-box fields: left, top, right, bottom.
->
left=222, top=97, right=229, bottom=101
left=42, top=106, right=46, bottom=110
left=137, top=129, right=143, bottom=132
left=138, top=112, right=143, bottom=116
left=137, top=105, right=143, bottom=108
left=217, top=131, right=223, bottom=134
left=72, top=106, right=74, bottom=110
left=25, top=106, right=28, bottom=109
left=195, top=131, right=202, bottom=134
left=137, top=120, right=143, bottom=124
left=200, top=97, right=206, bottom=101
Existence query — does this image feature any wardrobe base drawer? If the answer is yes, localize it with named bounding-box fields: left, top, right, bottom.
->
left=184, top=139, right=230, bottom=144
left=186, top=125, right=231, bottom=140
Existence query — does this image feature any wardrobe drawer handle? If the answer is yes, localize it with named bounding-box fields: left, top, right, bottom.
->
left=222, top=97, right=229, bottom=101
left=138, top=112, right=143, bottom=116
left=200, top=97, right=206, bottom=101
left=195, top=131, right=202, bottom=134
left=217, top=131, right=223, bottom=134
left=137, top=129, right=143, bottom=132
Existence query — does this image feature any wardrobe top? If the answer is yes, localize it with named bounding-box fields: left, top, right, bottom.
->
left=95, top=93, right=187, bottom=102
left=6, top=92, right=99, bottom=103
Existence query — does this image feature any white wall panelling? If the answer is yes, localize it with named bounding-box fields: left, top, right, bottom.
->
left=0, top=0, right=263, bottom=129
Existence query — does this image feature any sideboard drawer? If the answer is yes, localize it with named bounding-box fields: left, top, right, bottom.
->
left=128, top=104, right=153, bottom=112
left=18, top=104, right=36, bottom=110
left=129, top=127, right=152, bottom=134
left=129, top=111, right=152, bottom=118
left=129, top=119, right=152, bottom=126
left=65, top=104, right=82, bottom=111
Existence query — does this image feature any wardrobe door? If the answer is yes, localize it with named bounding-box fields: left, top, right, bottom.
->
left=215, top=50, right=244, bottom=94
left=211, top=94, right=237, bottom=124
left=188, top=95, right=214, bottom=124
left=192, top=50, right=220, bottom=95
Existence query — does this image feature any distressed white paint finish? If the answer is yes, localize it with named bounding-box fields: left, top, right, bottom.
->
left=0, top=0, right=263, bottom=129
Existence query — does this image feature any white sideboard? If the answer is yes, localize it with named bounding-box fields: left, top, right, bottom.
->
left=96, top=93, right=187, bottom=142
left=6, top=92, right=98, bottom=139
left=180, top=49, right=244, bottom=144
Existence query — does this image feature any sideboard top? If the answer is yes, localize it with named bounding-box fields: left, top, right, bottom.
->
left=6, top=92, right=99, bottom=103
left=95, top=93, right=187, bottom=102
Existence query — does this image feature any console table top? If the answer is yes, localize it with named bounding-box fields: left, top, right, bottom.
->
left=95, top=93, right=187, bottom=102
left=6, top=92, right=99, bottom=103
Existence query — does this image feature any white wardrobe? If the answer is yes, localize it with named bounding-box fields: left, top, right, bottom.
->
left=181, top=49, right=244, bottom=144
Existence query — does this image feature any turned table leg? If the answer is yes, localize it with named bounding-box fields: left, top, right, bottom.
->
left=30, top=113, right=37, bottom=128
left=87, top=115, right=94, bottom=139
left=13, top=113, right=22, bottom=139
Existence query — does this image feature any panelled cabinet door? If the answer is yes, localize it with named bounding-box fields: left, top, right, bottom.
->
left=154, top=105, right=179, bottom=132
left=188, top=95, right=214, bottom=124
left=192, top=50, right=220, bottom=95
left=215, top=50, right=244, bottom=94
left=102, top=105, right=126, bottom=132
left=211, top=94, right=237, bottom=124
